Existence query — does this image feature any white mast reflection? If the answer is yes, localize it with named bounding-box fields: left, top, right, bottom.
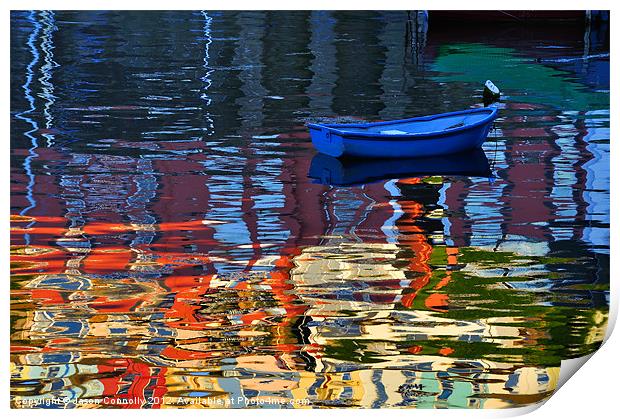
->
left=15, top=11, right=42, bottom=243
left=38, top=10, right=58, bottom=147
left=200, top=11, right=215, bottom=135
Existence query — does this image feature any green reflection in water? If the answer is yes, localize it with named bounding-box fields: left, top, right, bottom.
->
left=432, top=43, right=609, bottom=110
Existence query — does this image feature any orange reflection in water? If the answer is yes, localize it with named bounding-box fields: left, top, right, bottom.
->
left=10, top=173, right=562, bottom=408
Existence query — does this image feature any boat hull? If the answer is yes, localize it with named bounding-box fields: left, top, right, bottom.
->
left=308, top=108, right=498, bottom=158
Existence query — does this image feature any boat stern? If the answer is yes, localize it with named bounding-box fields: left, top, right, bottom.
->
left=308, top=125, right=345, bottom=158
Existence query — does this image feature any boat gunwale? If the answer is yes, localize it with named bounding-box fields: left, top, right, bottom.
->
left=307, top=107, right=498, bottom=141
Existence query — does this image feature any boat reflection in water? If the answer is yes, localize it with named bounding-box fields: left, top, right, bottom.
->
left=308, top=149, right=493, bottom=186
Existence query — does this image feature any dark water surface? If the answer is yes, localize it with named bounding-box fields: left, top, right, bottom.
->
left=10, top=11, right=609, bottom=408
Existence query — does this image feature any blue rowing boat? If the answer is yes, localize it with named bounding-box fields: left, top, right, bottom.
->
left=308, top=107, right=498, bottom=158
left=308, top=149, right=492, bottom=186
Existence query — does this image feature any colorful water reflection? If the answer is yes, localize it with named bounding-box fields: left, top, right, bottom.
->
left=10, top=11, right=609, bottom=409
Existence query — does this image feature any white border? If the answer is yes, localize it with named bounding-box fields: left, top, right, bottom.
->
left=2, top=1, right=617, bottom=418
